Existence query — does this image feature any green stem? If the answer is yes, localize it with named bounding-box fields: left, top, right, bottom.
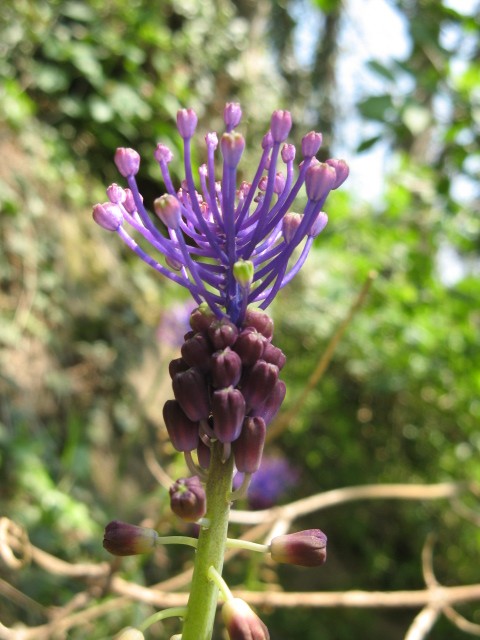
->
left=138, top=606, right=188, bottom=632
left=181, top=441, right=234, bottom=640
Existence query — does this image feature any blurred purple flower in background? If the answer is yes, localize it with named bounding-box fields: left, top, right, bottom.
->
left=234, top=455, right=299, bottom=510
left=156, top=300, right=196, bottom=348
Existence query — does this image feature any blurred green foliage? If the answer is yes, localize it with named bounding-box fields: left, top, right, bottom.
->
left=0, top=0, right=479, bottom=638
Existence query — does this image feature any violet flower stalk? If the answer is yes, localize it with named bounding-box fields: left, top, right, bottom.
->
left=93, top=103, right=348, bottom=640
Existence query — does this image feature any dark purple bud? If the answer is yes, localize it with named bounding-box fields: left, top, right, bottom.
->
left=208, top=318, right=239, bottom=350
left=224, top=102, right=242, bottom=130
left=270, top=529, right=327, bottom=567
left=197, top=439, right=211, bottom=469
left=261, top=343, right=286, bottom=370
left=281, top=143, right=296, bottom=163
left=270, top=110, right=292, bottom=143
left=282, top=212, right=302, bottom=244
left=212, top=387, right=246, bottom=443
left=210, top=347, right=242, bottom=389
left=162, top=399, right=199, bottom=452
left=154, top=143, right=173, bottom=164
left=326, top=158, right=350, bottom=189
left=232, top=417, right=266, bottom=473
left=190, top=304, right=216, bottom=333
left=103, top=520, right=158, bottom=556
left=181, top=333, right=212, bottom=370
left=222, top=598, right=270, bottom=640
left=92, top=202, right=123, bottom=231
left=221, top=132, right=245, bottom=168
left=241, top=361, right=279, bottom=410
left=114, top=147, right=140, bottom=177
left=177, top=108, right=198, bottom=139
left=309, top=211, right=328, bottom=238
left=232, top=328, right=266, bottom=366
left=168, top=357, right=189, bottom=378
left=243, top=309, right=274, bottom=341
left=106, top=183, right=126, bottom=204
left=305, top=162, right=337, bottom=202
left=301, top=131, right=323, bottom=157
left=169, top=476, right=206, bottom=522
left=154, top=194, right=181, bottom=229
left=172, top=368, right=210, bottom=421
left=251, top=379, right=286, bottom=426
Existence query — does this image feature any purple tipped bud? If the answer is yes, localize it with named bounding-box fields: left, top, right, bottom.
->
left=262, top=131, right=273, bottom=150
left=233, top=417, right=266, bottom=474
left=172, top=368, right=210, bottom=422
left=270, top=110, right=292, bottom=143
left=205, top=132, right=219, bottom=150
left=251, top=379, right=286, bottom=426
left=232, top=328, right=266, bottom=366
left=326, top=158, right=350, bottom=189
left=243, top=309, right=274, bottom=340
left=154, top=194, right=182, bottom=229
left=222, top=598, right=270, bottom=640
left=114, top=147, right=140, bottom=177
left=309, top=211, right=328, bottom=238
left=197, top=439, right=211, bottom=469
left=92, top=202, right=123, bottom=231
left=181, top=333, right=212, bottom=370
left=107, top=183, right=126, bottom=204
left=301, top=131, right=323, bottom=157
left=190, top=303, right=216, bottom=333
left=123, top=188, right=138, bottom=214
left=221, top=132, right=245, bottom=168
left=177, top=108, right=198, bottom=139
left=241, top=360, right=279, bottom=410
left=305, top=163, right=337, bottom=202
left=281, top=143, right=296, bottom=163
left=163, top=399, right=200, bottom=452
left=261, top=343, right=286, bottom=370
left=270, top=529, right=327, bottom=567
left=103, top=520, right=158, bottom=556
left=168, top=357, right=189, bottom=378
left=282, top=212, right=302, bottom=243
left=224, top=102, right=242, bottom=130
left=169, top=476, right=207, bottom=522
left=274, top=172, right=286, bottom=194
left=154, top=143, right=173, bottom=164
left=211, top=347, right=242, bottom=389
left=212, top=387, right=246, bottom=443
left=208, top=318, right=239, bottom=350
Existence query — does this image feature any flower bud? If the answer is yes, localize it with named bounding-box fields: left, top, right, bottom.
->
left=154, top=194, right=182, bottom=229
left=113, top=628, right=145, bottom=640
left=232, top=328, right=265, bottom=366
left=270, top=529, right=327, bottom=567
left=181, top=333, right=213, bottom=370
left=169, top=476, right=207, bottom=522
left=301, top=131, right=323, bottom=158
left=114, top=147, right=140, bottom=177
left=168, top=357, right=189, bottom=378
left=282, top=212, right=302, bottom=244
left=270, top=110, right=292, bottom=143
left=208, top=318, right=239, bottom=350
left=305, top=162, right=337, bottom=202
left=190, top=303, right=216, bottom=333
left=233, top=259, right=254, bottom=288
left=154, top=143, right=173, bottom=164
left=222, top=598, right=270, bottom=640
left=172, top=368, right=210, bottom=421
left=162, top=399, right=199, bottom=452
left=224, top=102, right=242, bottom=130
left=107, top=183, right=126, bottom=204
left=309, top=211, right=328, bottom=238
left=177, top=108, right=198, bottom=139
left=221, top=132, right=246, bottom=168
left=243, top=309, right=274, bottom=341
left=232, top=417, right=266, bottom=473
left=92, top=202, right=123, bottom=231
left=326, top=158, right=350, bottom=189
left=250, top=379, right=286, bottom=426
left=261, top=343, right=286, bottom=370
left=210, top=347, right=242, bottom=389
left=281, top=143, right=296, bottom=163
left=123, top=188, right=138, bottom=214
left=103, top=520, right=158, bottom=556
left=241, top=361, right=279, bottom=410
left=212, top=387, right=246, bottom=443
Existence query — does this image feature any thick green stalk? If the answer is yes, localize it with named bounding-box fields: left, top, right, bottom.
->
left=181, top=442, right=234, bottom=640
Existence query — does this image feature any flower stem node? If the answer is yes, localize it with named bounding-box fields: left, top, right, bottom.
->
left=169, top=476, right=207, bottom=523
left=114, top=147, right=140, bottom=177
left=222, top=598, right=270, bottom=640
left=154, top=194, right=182, bottom=229
left=103, top=521, right=158, bottom=557
left=92, top=202, right=123, bottom=231
left=270, top=529, right=328, bottom=567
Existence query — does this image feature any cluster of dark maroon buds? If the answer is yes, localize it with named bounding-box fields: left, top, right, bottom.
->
left=163, top=304, right=286, bottom=476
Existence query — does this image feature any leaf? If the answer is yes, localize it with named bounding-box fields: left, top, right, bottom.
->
left=357, top=95, right=394, bottom=121
left=356, top=135, right=382, bottom=152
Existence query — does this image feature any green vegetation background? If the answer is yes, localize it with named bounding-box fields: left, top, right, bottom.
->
left=0, top=0, right=479, bottom=638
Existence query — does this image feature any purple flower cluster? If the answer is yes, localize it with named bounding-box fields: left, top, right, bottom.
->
left=163, top=306, right=286, bottom=472
left=93, top=103, right=348, bottom=325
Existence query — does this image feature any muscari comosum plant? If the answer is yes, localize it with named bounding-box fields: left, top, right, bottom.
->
left=93, top=103, right=348, bottom=640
